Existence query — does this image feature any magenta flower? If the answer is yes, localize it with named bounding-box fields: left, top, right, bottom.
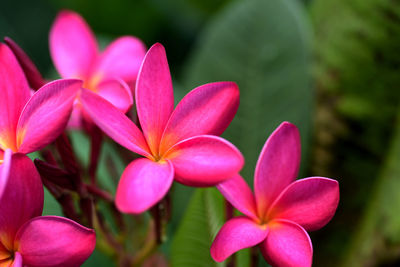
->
left=80, top=43, right=244, bottom=213
left=210, top=122, right=340, bottom=267
left=0, top=43, right=81, bottom=155
left=49, top=10, right=146, bottom=122
left=0, top=152, right=96, bottom=267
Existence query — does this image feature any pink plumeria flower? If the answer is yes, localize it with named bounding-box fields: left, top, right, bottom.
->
left=80, top=43, right=244, bottom=213
left=0, top=152, right=96, bottom=267
left=211, top=122, right=340, bottom=267
left=49, top=9, right=147, bottom=126
left=0, top=43, right=81, bottom=155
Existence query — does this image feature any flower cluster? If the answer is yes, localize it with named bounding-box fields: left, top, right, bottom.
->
left=0, top=10, right=340, bottom=267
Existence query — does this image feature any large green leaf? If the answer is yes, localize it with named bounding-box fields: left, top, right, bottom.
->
left=171, top=188, right=225, bottom=267
left=172, top=0, right=313, bottom=265
left=182, top=0, right=313, bottom=182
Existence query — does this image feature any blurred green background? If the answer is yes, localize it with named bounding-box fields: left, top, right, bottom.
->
left=2, top=0, right=400, bottom=266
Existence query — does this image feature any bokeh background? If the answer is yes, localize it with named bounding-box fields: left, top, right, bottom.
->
left=2, top=0, right=400, bottom=266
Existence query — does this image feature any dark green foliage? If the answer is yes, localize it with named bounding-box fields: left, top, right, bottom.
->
left=311, top=0, right=400, bottom=266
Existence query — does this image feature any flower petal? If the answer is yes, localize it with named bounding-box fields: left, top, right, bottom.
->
left=0, top=44, right=31, bottom=151
left=254, top=122, right=301, bottom=217
left=260, top=220, right=312, bottom=267
left=160, top=82, right=239, bottom=153
left=0, top=149, right=12, bottom=198
left=135, top=43, right=174, bottom=156
left=216, top=174, right=258, bottom=220
left=0, top=154, right=43, bottom=251
left=80, top=88, right=151, bottom=157
left=94, top=36, right=146, bottom=84
left=49, top=10, right=98, bottom=79
left=4, top=37, right=45, bottom=90
left=210, top=216, right=268, bottom=262
left=0, top=241, right=10, bottom=260
left=116, top=158, right=174, bottom=214
left=165, top=135, right=244, bottom=187
left=15, top=216, right=96, bottom=267
left=10, top=252, right=22, bottom=267
left=16, top=79, right=81, bottom=154
left=267, top=177, right=340, bottom=231
left=96, top=78, right=133, bottom=113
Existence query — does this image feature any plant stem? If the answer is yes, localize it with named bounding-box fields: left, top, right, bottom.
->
left=250, top=246, right=259, bottom=267
left=88, top=126, right=103, bottom=185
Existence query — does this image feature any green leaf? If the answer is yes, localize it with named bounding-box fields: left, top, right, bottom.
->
left=182, top=0, right=314, bottom=182
left=172, top=0, right=313, bottom=265
left=171, top=188, right=225, bottom=267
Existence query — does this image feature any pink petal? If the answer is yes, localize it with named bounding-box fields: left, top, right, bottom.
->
left=115, top=158, right=174, bottom=214
left=0, top=149, right=12, bottom=198
left=210, top=216, right=268, bottom=262
left=80, top=88, right=151, bottom=157
left=135, top=43, right=174, bottom=156
left=260, top=220, right=312, bottom=267
left=254, top=122, right=301, bottom=217
left=96, top=78, right=133, bottom=113
left=160, top=82, right=239, bottom=153
left=164, top=135, right=244, bottom=187
left=16, top=79, right=81, bottom=154
left=0, top=44, right=31, bottom=151
left=66, top=102, right=83, bottom=130
left=216, top=174, right=258, bottom=220
left=49, top=10, right=98, bottom=79
left=15, top=216, right=96, bottom=267
left=10, top=252, right=23, bottom=267
left=0, top=241, right=10, bottom=261
left=4, top=37, right=45, bottom=90
left=94, top=36, right=146, bottom=83
left=267, top=177, right=340, bottom=231
left=0, top=154, right=43, bottom=251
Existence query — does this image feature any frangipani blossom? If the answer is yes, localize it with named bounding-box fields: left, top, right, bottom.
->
left=80, top=43, right=244, bottom=213
left=50, top=10, right=147, bottom=125
left=211, top=122, right=340, bottom=267
left=0, top=153, right=95, bottom=267
left=0, top=43, right=81, bottom=155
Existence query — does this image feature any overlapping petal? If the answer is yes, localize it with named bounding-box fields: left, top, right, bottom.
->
left=49, top=10, right=98, bottom=78
left=0, top=154, right=43, bottom=251
left=0, top=149, right=12, bottom=198
left=10, top=252, right=22, bottom=267
left=254, top=122, right=301, bottom=216
left=216, top=174, right=258, bottom=220
left=165, top=135, right=244, bottom=187
left=15, top=216, right=96, bottom=267
left=135, top=43, right=174, bottom=155
left=96, top=78, right=133, bottom=113
left=267, top=177, right=340, bottom=231
left=80, top=88, right=151, bottom=157
left=95, top=36, right=146, bottom=83
left=210, top=217, right=268, bottom=262
left=4, top=37, right=45, bottom=90
left=116, top=158, right=174, bottom=214
left=160, top=82, right=239, bottom=153
left=0, top=44, right=30, bottom=151
left=0, top=241, right=10, bottom=261
left=16, top=79, right=82, bottom=154
left=260, top=220, right=312, bottom=267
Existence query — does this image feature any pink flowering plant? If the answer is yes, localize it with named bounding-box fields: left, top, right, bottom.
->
left=0, top=6, right=341, bottom=267
left=211, top=122, right=339, bottom=266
